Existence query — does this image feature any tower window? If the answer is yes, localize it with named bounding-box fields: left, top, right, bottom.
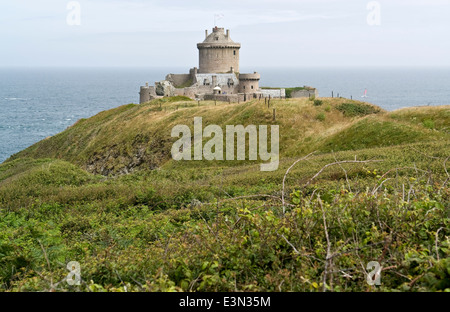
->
left=251, top=85, right=254, bottom=89
left=233, top=50, right=236, bottom=55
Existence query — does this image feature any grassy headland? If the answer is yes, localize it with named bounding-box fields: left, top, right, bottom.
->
left=0, top=97, right=449, bottom=292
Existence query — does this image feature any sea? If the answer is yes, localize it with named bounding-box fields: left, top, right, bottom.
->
left=1, top=67, right=450, bottom=163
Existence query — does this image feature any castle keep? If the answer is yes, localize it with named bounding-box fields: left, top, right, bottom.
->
left=140, top=27, right=275, bottom=104
left=198, top=28, right=240, bottom=74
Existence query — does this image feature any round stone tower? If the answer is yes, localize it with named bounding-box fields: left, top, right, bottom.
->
left=139, top=82, right=150, bottom=103
left=197, top=27, right=241, bottom=74
left=238, top=72, right=260, bottom=93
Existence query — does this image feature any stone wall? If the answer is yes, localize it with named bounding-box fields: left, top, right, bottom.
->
left=166, top=74, right=192, bottom=88
left=291, top=89, right=318, bottom=98
left=259, top=89, right=285, bottom=98
left=204, top=93, right=243, bottom=103
left=173, top=87, right=198, bottom=99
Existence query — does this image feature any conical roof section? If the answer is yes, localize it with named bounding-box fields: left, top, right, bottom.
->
left=198, top=27, right=241, bottom=48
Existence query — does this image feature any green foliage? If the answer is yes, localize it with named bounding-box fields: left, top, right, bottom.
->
left=389, top=107, right=450, bottom=133
left=0, top=97, right=449, bottom=292
left=316, top=112, right=326, bottom=121
left=0, top=158, right=94, bottom=187
left=0, top=173, right=448, bottom=292
left=8, top=98, right=448, bottom=176
left=155, top=96, right=193, bottom=103
left=422, top=119, right=435, bottom=129
left=336, top=102, right=381, bottom=117
left=320, top=118, right=440, bottom=152
left=313, top=99, right=323, bottom=106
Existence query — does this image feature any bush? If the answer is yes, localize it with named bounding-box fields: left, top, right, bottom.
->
left=316, top=113, right=326, bottom=121
left=423, top=119, right=435, bottom=129
left=313, top=100, right=323, bottom=106
left=336, top=102, right=380, bottom=117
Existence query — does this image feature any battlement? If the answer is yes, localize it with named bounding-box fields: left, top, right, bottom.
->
left=212, top=27, right=225, bottom=33
left=239, top=73, right=261, bottom=81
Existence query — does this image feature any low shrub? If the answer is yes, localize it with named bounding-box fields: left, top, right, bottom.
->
left=314, top=99, right=323, bottom=106
left=316, top=113, right=326, bottom=121
left=423, top=119, right=435, bottom=129
left=336, top=102, right=380, bottom=117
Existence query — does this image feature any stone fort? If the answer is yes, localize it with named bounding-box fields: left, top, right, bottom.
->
left=139, top=27, right=317, bottom=104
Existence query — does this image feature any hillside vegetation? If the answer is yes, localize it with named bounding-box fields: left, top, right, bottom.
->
left=0, top=97, right=449, bottom=292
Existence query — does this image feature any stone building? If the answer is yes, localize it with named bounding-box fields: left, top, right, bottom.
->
left=139, top=26, right=316, bottom=104
left=139, top=27, right=274, bottom=104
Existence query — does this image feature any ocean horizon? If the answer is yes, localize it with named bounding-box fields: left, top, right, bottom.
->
left=1, top=66, right=450, bottom=163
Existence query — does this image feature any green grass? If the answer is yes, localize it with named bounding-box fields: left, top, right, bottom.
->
left=336, top=102, right=381, bottom=117
left=0, top=97, right=449, bottom=292
left=154, top=96, right=193, bottom=103
left=319, top=117, right=443, bottom=152
left=0, top=158, right=96, bottom=188
left=423, top=119, right=435, bottom=129
left=389, top=106, right=450, bottom=133
left=7, top=98, right=449, bottom=175
left=316, top=112, right=326, bottom=121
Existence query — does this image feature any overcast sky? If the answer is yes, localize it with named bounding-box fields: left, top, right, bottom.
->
left=1, top=0, right=449, bottom=68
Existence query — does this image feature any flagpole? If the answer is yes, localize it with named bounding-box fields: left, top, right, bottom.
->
left=214, top=14, right=223, bottom=27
